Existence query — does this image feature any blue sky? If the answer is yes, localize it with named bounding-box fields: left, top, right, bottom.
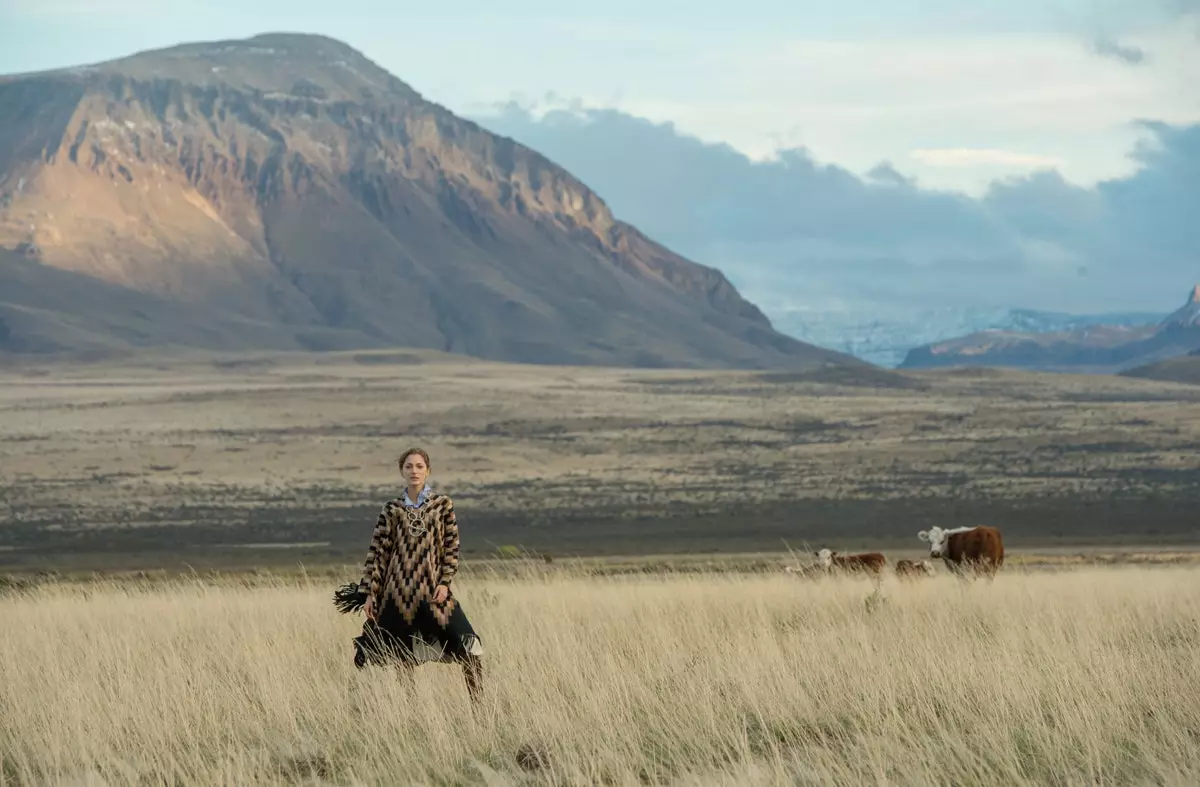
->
left=2, top=0, right=1197, bottom=195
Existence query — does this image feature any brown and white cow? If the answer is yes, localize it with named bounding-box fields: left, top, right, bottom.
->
left=815, top=548, right=887, bottom=575
left=916, top=526, right=1004, bottom=578
left=893, top=558, right=934, bottom=578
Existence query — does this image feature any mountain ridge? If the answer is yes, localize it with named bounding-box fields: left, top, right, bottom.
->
left=0, top=33, right=859, bottom=370
left=771, top=305, right=1165, bottom=368
left=899, top=285, right=1200, bottom=373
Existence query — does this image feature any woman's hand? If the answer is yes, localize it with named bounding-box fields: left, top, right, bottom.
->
left=433, top=584, right=449, bottom=604
left=363, top=596, right=376, bottom=621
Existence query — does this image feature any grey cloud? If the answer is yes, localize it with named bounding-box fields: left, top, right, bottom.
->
left=987, top=120, right=1200, bottom=278
left=1096, top=121, right=1200, bottom=266
left=480, top=102, right=1013, bottom=255
left=1090, top=37, right=1147, bottom=64
left=982, top=171, right=1105, bottom=245
left=474, top=103, right=1200, bottom=313
left=866, top=162, right=916, bottom=188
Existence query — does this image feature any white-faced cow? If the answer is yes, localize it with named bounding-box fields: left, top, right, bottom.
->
left=815, top=549, right=887, bottom=576
left=917, top=526, right=1004, bottom=579
left=893, top=558, right=934, bottom=579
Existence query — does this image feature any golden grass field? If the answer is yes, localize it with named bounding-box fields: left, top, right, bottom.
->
left=2, top=564, right=1199, bottom=786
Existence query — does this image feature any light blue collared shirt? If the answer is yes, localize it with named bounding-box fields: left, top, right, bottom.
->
left=402, top=484, right=433, bottom=508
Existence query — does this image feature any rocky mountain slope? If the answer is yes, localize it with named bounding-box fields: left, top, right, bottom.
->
left=0, top=33, right=861, bottom=369
left=899, top=286, right=1200, bottom=373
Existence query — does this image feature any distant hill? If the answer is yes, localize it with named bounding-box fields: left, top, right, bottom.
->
left=0, top=33, right=864, bottom=371
left=898, top=286, right=1200, bottom=373
left=1120, top=343, right=1200, bottom=385
left=771, top=305, right=1165, bottom=368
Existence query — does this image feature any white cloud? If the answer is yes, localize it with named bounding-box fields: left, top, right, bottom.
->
left=909, top=148, right=1064, bottom=169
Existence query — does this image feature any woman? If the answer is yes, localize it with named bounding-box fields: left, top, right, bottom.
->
left=347, top=447, right=484, bottom=703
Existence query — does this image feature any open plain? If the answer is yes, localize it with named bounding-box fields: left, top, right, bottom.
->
left=3, top=349, right=1200, bottom=572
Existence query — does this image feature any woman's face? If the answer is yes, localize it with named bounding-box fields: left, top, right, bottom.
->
left=402, top=453, right=430, bottom=489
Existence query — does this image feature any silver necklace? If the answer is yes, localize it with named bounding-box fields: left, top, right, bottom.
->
left=404, top=506, right=427, bottom=535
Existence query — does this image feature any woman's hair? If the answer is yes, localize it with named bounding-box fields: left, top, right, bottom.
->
left=397, top=447, right=431, bottom=471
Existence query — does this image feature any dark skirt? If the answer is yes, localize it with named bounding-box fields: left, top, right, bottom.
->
left=353, top=598, right=483, bottom=668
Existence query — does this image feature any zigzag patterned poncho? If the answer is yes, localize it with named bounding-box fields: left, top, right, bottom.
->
left=358, top=486, right=462, bottom=626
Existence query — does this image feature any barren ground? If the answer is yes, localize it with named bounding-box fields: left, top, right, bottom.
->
left=2, top=349, right=1200, bottom=572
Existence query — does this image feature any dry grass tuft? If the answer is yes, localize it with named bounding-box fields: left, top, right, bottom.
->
left=2, top=566, right=1199, bottom=785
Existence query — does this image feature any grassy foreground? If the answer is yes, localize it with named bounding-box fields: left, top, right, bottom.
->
left=2, top=566, right=1199, bottom=786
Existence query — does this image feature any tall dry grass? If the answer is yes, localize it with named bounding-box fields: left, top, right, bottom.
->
left=2, top=567, right=1199, bottom=786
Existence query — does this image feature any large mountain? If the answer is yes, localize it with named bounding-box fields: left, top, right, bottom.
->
left=0, top=33, right=861, bottom=369
left=899, top=286, right=1200, bottom=373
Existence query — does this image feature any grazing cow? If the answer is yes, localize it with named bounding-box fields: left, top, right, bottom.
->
left=815, top=549, right=887, bottom=575
left=916, top=526, right=1004, bottom=578
left=893, top=558, right=934, bottom=578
